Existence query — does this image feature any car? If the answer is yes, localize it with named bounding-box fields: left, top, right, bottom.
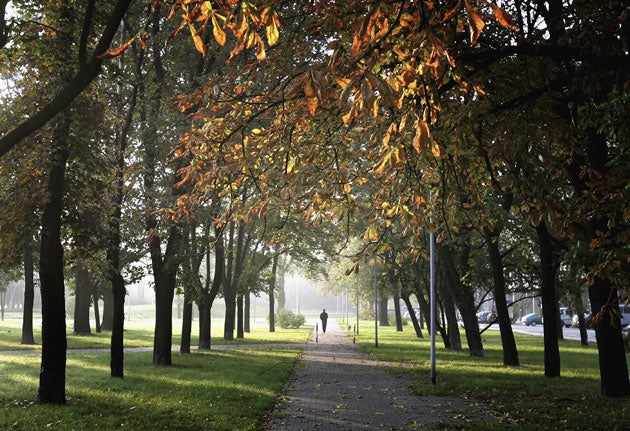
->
left=520, top=313, right=543, bottom=326
left=619, top=303, right=630, bottom=328
left=477, top=311, right=495, bottom=324
left=559, top=307, right=572, bottom=328
left=572, top=313, right=591, bottom=327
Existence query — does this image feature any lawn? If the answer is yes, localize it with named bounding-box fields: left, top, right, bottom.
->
left=349, top=320, right=630, bottom=430
left=0, top=318, right=313, bottom=430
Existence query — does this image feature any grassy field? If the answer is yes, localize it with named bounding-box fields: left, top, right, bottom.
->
left=2, top=316, right=629, bottom=430
left=0, top=318, right=313, bottom=431
left=348, top=320, right=629, bottom=430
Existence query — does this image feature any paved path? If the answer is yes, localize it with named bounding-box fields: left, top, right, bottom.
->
left=265, top=318, right=500, bottom=430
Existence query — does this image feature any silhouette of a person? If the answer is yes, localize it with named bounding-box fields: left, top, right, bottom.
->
left=320, top=309, right=329, bottom=333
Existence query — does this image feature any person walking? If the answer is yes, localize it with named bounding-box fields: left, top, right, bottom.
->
left=320, top=309, right=329, bottom=333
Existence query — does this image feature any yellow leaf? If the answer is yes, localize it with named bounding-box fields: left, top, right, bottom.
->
left=211, top=15, right=226, bottom=46
left=373, top=150, right=392, bottom=173
left=412, top=119, right=431, bottom=154
left=265, top=19, right=279, bottom=46
left=304, top=78, right=315, bottom=97
left=256, top=36, right=267, bottom=60
left=308, top=97, right=318, bottom=116
left=189, top=24, right=207, bottom=56
left=344, top=183, right=352, bottom=194
left=431, top=141, right=441, bottom=158
left=464, top=0, right=485, bottom=45
left=367, top=226, right=378, bottom=242
left=286, top=156, right=295, bottom=173
left=334, top=77, right=351, bottom=89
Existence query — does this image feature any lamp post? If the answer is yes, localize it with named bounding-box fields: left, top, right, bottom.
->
left=356, top=271, right=359, bottom=335
left=373, top=252, right=378, bottom=348
left=429, top=190, right=436, bottom=385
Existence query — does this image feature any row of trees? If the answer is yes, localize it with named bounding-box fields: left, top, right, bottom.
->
left=0, top=0, right=627, bottom=405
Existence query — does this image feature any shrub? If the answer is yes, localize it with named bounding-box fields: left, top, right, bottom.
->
left=276, top=308, right=306, bottom=329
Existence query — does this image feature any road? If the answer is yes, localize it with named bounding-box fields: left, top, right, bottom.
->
left=488, top=323, right=596, bottom=343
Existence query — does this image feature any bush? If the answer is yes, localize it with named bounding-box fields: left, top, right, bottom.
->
left=276, top=308, right=306, bottom=329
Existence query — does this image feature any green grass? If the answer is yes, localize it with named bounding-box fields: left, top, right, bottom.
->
left=350, top=320, right=630, bottom=430
left=0, top=318, right=312, bottom=430
left=0, top=349, right=302, bottom=430
left=0, top=318, right=313, bottom=351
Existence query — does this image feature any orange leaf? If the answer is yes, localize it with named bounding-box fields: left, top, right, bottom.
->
left=211, top=15, right=226, bottom=46
left=265, top=15, right=280, bottom=46
left=479, top=0, right=517, bottom=30
left=412, top=119, right=431, bottom=154
left=189, top=24, right=207, bottom=56
left=464, top=0, right=485, bottom=45
left=96, top=36, right=135, bottom=60
left=442, top=0, right=462, bottom=22
left=307, top=97, right=318, bottom=116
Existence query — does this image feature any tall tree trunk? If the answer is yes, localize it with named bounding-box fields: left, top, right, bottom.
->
left=38, top=121, right=70, bottom=405
left=438, top=243, right=484, bottom=356
left=180, top=291, right=193, bottom=354
left=378, top=295, right=389, bottom=326
left=223, top=223, right=236, bottom=340
left=269, top=253, right=277, bottom=333
left=199, top=228, right=224, bottom=349
left=485, top=230, right=520, bottom=366
left=93, top=291, right=101, bottom=333
left=276, top=255, right=286, bottom=310
left=393, top=292, right=403, bottom=331
left=73, top=262, right=92, bottom=335
left=21, top=235, right=35, bottom=345
left=236, top=295, right=244, bottom=338
left=244, top=293, right=250, bottom=333
left=443, top=291, right=462, bottom=350
left=108, top=33, right=138, bottom=375
left=589, top=279, right=629, bottom=397
left=100, top=290, right=113, bottom=331
left=536, top=220, right=560, bottom=377
left=401, top=292, right=423, bottom=338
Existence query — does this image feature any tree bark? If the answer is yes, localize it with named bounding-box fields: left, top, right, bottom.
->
left=244, top=293, right=250, bottom=333
left=236, top=295, right=244, bottom=338
left=38, top=121, right=70, bottom=404
left=393, top=292, right=403, bottom=331
left=536, top=220, right=560, bottom=377
left=223, top=223, right=236, bottom=340
left=438, top=243, right=485, bottom=356
left=443, top=291, right=462, bottom=350
left=401, top=293, right=423, bottom=338
left=378, top=295, right=389, bottom=326
left=21, top=235, right=35, bottom=345
left=73, top=262, right=92, bottom=335
left=180, top=292, right=192, bottom=354
left=485, top=229, right=520, bottom=366
left=269, top=253, right=277, bottom=333
left=198, top=228, right=224, bottom=349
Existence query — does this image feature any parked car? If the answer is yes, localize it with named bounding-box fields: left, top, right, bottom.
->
left=620, top=303, right=630, bottom=328
left=572, top=313, right=591, bottom=327
left=559, top=307, right=572, bottom=328
left=477, top=311, right=496, bottom=324
left=520, top=313, right=543, bottom=326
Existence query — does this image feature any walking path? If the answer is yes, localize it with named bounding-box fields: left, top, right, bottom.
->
left=265, top=318, right=500, bottom=430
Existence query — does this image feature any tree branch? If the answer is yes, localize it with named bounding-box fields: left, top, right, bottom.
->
left=0, top=0, right=133, bottom=159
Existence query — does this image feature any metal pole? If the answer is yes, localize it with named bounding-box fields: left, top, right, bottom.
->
left=374, top=252, right=378, bottom=348
left=430, top=230, right=437, bottom=384
left=356, top=271, right=359, bottom=335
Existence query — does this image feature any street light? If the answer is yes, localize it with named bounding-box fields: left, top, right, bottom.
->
left=373, top=252, right=378, bottom=348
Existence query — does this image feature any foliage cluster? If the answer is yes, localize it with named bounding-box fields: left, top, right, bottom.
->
left=275, top=308, right=306, bottom=329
